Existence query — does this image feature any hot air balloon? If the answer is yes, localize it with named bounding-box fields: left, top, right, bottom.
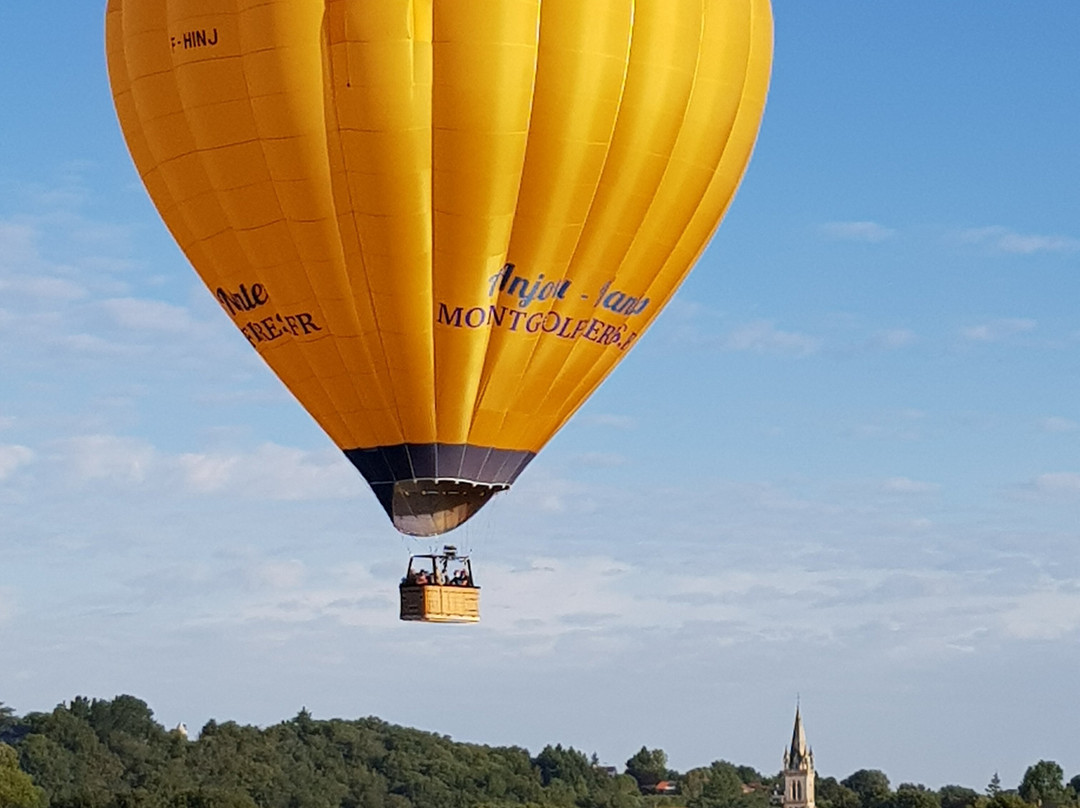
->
left=106, top=0, right=773, bottom=538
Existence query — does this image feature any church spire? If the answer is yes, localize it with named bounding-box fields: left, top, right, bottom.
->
left=782, top=704, right=815, bottom=808
left=785, top=705, right=811, bottom=770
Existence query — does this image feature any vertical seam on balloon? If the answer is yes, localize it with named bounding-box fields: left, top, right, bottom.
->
left=225, top=0, right=364, bottom=448
left=480, top=0, right=660, bottom=451
left=546, top=0, right=723, bottom=434
left=468, top=0, right=636, bottom=441
left=430, top=3, right=534, bottom=445
left=422, top=0, right=437, bottom=448
left=527, top=0, right=727, bottom=444
left=322, top=0, right=409, bottom=444
left=274, top=1, right=389, bottom=449
left=550, top=0, right=770, bottom=436
left=123, top=0, right=350, bottom=446
left=615, top=0, right=767, bottom=345
left=459, top=0, right=545, bottom=436
left=557, top=0, right=636, bottom=282
left=467, top=0, right=552, bottom=424
left=325, top=0, right=406, bottom=442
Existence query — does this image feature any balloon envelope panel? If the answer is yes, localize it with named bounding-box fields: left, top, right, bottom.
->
left=106, top=0, right=773, bottom=535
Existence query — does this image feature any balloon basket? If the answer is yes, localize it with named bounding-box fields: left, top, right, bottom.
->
left=399, top=584, right=480, bottom=623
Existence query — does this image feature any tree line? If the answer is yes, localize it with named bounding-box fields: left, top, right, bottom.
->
left=0, top=697, right=1077, bottom=808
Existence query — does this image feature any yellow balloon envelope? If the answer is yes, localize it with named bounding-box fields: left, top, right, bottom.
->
left=106, top=0, right=773, bottom=536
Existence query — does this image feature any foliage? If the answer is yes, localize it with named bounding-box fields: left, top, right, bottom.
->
left=0, top=742, right=45, bottom=808
left=625, top=748, right=670, bottom=791
left=1069, top=777, right=1080, bottom=802
left=1019, top=762, right=1067, bottom=807
left=683, top=761, right=742, bottom=807
left=886, top=784, right=941, bottom=808
left=938, top=785, right=980, bottom=808
left=842, top=770, right=892, bottom=808
left=680, top=760, right=774, bottom=808
left=0, top=695, right=1078, bottom=808
left=817, top=776, right=860, bottom=808
left=587, top=774, right=643, bottom=808
left=734, top=767, right=765, bottom=787
left=987, top=793, right=1029, bottom=808
left=1, top=697, right=615, bottom=808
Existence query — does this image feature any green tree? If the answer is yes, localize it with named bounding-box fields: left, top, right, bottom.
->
left=0, top=703, right=15, bottom=733
left=988, top=794, right=1029, bottom=808
left=684, top=761, right=748, bottom=808
left=535, top=744, right=593, bottom=789
left=1068, top=776, right=1080, bottom=802
left=939, top=784, right=981, bottom=808
left=1020, top=762, right=1067, bottom=807
left=18, top=706, right=128, bottom=807
left=587, top=774, right=644, bottom=808
left=0, top=743, right=45, bottom=808
left=817, top=776, right=861, bottom=808
left=842, top=770, right=892, bottom=808
left=886, top=784, right=941, bottom=808
left=736, top=766, right=764, bottom=785
left=624, top=747, right=669, bottom=791
left=988, top=774, right=1003, bottom=798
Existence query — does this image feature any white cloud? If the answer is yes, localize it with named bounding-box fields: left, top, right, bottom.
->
left=0, top=218, right=90, bottom=304
left=0, top=444, right=34, bottom=481
left=184, top=544, right=1080, bottom=663
left=55, top=434, right=155, bottom=484
left=821, top=220, right=897, bottom=243
left=100, top=297, right=199, bottom=333
left=49, top=436, right=356, bottom=500
left=846, top=410, right=926, bottom=443
left=54, top=332, right=143, bottom=357
left=0, top=588, right=14, bottom=625
left=219, top=562, right=395, bottom=628
left=177, top=452, right=241, bottom=493
left=253, top=559, right=308, bottom=590
left=1001, top=586, right=1080, bottom=640
left=881, top=477, right=939, bottom=494
left=223, top=554, right=770, bottom=641
left=960, top=318, right=1036, bottom=342
left=0, top=274, right=87, bottom=301
left=875, top=328, right=917, bottom=349
left=721, top=320, right=822, bottom=356
left=1039, top=416, right=1078, bottom=433
left=511, top=473, right=580, bottom=514
left=956, top=226, right=1080, bottom=255
left=176, top=444, right=357, bottom=500
left=1032, top=472, right=1080, bottom=496
left=0, top=221, right=39, bottom=268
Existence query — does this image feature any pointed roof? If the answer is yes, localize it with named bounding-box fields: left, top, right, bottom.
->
left=784, top=706, right=812, bottom=770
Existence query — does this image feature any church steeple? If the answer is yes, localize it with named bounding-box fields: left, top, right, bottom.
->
left=782, top=705, right=815, bottom=808
left=784, top=705, right=812, bottom=771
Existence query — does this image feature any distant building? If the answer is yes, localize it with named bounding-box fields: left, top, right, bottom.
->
left=782, top=706, right=815, bottom=808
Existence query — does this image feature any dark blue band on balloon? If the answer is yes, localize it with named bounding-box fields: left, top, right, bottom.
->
left=344, top=443, right=535, bottom=488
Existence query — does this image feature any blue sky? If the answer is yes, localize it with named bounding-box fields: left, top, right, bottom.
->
left=3, top=0, right=1080, bottom=793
